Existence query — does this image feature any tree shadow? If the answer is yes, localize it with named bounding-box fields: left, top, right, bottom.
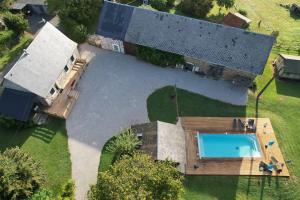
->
left=275, top=78, right=300, bottom=98
left=184, top=176, right=240, bottom=200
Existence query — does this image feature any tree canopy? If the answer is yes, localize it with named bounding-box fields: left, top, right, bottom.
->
left=47, top=0, right=102, bottom=43
left=88, top=154, right=183, bottom=200
left=216, top=0, right=235, bottom=10
left=0, top=147, right=45, bottom=200
left=180, top=0, right=214, bottom=18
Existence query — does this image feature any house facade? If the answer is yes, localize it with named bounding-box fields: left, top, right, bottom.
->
left=274, top=54, right=300, bottom=80
left=0, top=22, right=84, bottom=121
left=93, top=1, right=275, bottom=87
left=222, top=12, right=252, bottom=29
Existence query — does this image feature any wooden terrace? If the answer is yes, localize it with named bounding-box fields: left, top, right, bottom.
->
left=43, top=59, right=87, bottom=119
left=180, top=117, right=289, bottom=177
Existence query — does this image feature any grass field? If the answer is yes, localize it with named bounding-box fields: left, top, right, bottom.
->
left=0, top=34, right=32, bottom=71
left=208, top=0, right=300, bottom=55
left=0, top=118, right=71, bottom=196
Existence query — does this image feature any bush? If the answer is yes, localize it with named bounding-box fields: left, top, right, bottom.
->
left=106, top=129, right=141, bottom=161
left=30, top=189, right=53, bottom=200
left=0, top=115, right=36, bottom=129
left=59, top=180, right=75, bottom=200
left=88, top=154, right=184, bottom=200
left=180, top=0, right=214, bottom=18
left=137, top=45, right=184, bottom=67
left=3, top=12, right=29, bottom=34
left=150, top=0, right=168, bottom=11
left=0, top=147, right=45, bottom=200
left=167, top=0, right=176, bottom=7
left=59, top=17, right=88, bottom=43
left=238, top=8, right=248, bottom=16
left=0, top=30, right=19, bottom=49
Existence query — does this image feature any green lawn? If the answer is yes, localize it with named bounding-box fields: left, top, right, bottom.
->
left=0, top=118, right=71, bottom=196
left=208, top=0, right=300, bottom=55
left=0, top=34, right=32, bottom=71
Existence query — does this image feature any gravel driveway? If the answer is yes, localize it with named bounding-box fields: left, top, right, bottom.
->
left=66, top=44, right=247, bottom=200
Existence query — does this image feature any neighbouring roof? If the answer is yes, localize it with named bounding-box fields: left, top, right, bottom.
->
left=222, top=12, right=251, bottom=28
left=97, top=2, right=134, bottom=40
left=131, top=121, right=186, bottom=173
left=97, top=1, right=275, bottom=75
left=11, top=0, right=46, bottom=10
left=0, top=88, right=35, bottom=121
left=5, top=22, right=77, bottom=98
left=280, top=54, right=300, bottom=74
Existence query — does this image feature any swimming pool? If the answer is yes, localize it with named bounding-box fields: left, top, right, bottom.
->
left=197, top=133, right=262, bottom=158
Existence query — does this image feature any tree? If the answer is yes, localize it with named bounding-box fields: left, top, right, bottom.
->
left=47, top=0, right=102, bottom=43
left=180, top=0, right=214, bottom=18
left=106, top=129, right=141, bottom=161
left=30, top=189, right=53, bottom=200
left=0, top=147, right=45, bottom=200
left=87, top=154, right=184, bottom=200
left=150, top=0, right=168, bottom=11
left=216, top=0, right=235, bottom=11
left=3, top=12, right=29, bottom=34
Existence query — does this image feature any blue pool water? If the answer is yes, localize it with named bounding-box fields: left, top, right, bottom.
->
left=197, top=133, right=262, bottom=158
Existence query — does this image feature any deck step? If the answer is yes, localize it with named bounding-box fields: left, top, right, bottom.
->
left=32, top=113, right=48, bottom=125
left=68, top=90, right=80, bottom=99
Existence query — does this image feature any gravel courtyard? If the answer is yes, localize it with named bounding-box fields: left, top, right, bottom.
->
left=66, top=44, right=248, bottom=199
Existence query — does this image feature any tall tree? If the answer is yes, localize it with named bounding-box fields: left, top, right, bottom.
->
left=181, top=0, right=214, bottom=18
left=0, top=147, right=45, bottom=200
left=88, top=154, right=184, bottom=200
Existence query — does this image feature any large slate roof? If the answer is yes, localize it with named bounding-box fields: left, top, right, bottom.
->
left=96, top=2, right=134, bottom=40
left=98, top=1, right=275, bottom=75
left=0, top=88, right=35, bottom=121
left=5, top=22, right=77, bottom=98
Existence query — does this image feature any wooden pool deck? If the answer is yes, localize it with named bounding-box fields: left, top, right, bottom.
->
left=180, top=117, right=289, bottom=177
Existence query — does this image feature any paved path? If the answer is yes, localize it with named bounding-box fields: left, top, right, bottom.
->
left=66, top=44, right=248, bottom=200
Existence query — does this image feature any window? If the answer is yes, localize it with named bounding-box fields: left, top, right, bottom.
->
left=50, top=88, right=55, bottom=95
left=70, top=55, right=75, bottom=62
left=54, top=84, right=59, bottom=91
left=112, top=44, right=120, bottom=52
left=64, top=65, right=69, bottom=72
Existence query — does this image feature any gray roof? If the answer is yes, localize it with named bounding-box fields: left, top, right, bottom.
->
left=5, top=22, right=77, bottom=98
left=96, top=2, right=134, bottom=40
left=99, top=1, right=275, bottom=75
left=11, top=0, right=46, bottom=9
left=280, top=54, right=300, bottom=74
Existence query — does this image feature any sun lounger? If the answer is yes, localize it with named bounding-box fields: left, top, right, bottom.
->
left=233, top=118, right=237, bottom=129
left=238, top=119, right=245, bottom=129
left=271, top=156, right=283, bottom=173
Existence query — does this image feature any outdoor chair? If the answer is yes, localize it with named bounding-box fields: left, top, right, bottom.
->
left=259, top=161, right=273, bottom=173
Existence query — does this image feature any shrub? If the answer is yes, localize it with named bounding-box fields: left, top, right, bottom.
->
left=216, top=0, right=235, bottom=10
left=137, top=45, right=184, bottom=67
left=0, top=147, right=45, bottom=200
left=0, top=30, right=19, bottom=49
left=3, top=12, right=29, bottom=34
left=30, top=189, right=53, bottom=200
left=106, top=129, right=141, bottom=161
left=150, top=0, right=168, bottom=11
left=88, top=154, right=184, bottom=200
left=59, top=180, right=75, bottom=200
left=238, top=8, right=248, bottom=16
left=167, top=0, right=176, bottom=7
left=0, top=115, right=36, bottom=129
left=180, top=0, right=214, bottom=18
